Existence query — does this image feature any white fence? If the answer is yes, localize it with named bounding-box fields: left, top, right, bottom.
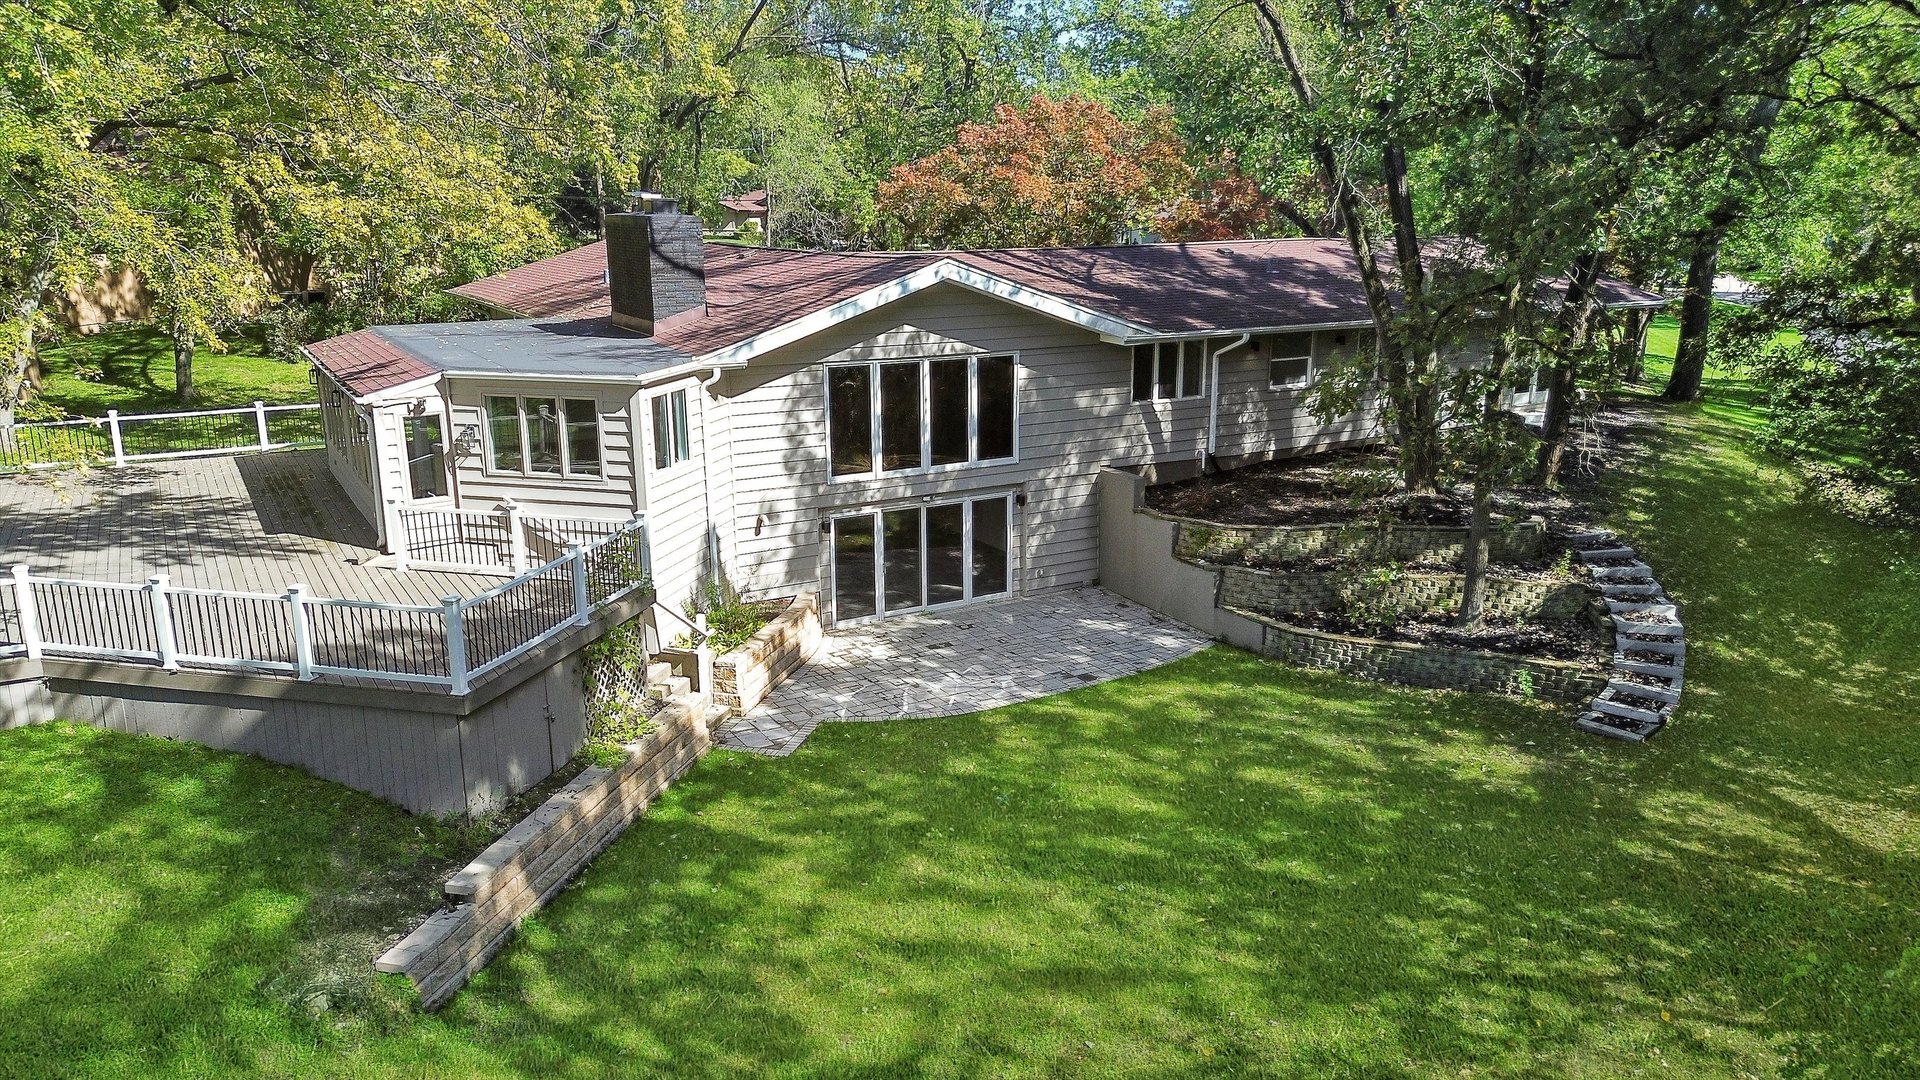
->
left=0, top=517, right=650, bottom=695
left=392, top=500, right=637, bottom=576
left=0, top=401, right=322, bottom=473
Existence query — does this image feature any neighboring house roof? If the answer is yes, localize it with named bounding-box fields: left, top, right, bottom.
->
left=719, top=190, right=768, bottom=213
left=326, top=236, right=1666, bottom=398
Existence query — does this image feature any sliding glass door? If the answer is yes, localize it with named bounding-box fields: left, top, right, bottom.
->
left=830, top=495, right=1013, bottom=624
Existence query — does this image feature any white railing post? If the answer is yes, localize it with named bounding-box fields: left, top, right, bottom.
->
left=694, top=612, right=713, bottom=694
left=105, top=410, right=126, bottom=467
left=503, top=499, right=528, bottom=574
left=287, top=583, right=314, bottom=680
left=10, top=565, right=42, bottom=660
left=443, top=595, right=469, bottom=695
left=253, top=400, right=271, bottom=450
left=148, top=573, right=179, bottom=671
left=389, top=501, right=410, bottom=570
left=571, top=544, right=591, bottom=626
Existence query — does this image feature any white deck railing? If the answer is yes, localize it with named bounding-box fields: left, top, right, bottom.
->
left=0, top=401, right=322, bottom=473
left=0, top=517, right=650, bottom=695
left=392, top=500, right=638, bottom=576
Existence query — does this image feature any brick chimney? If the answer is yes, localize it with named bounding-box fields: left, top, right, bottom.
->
left=605, top=197, right=705, bottom=334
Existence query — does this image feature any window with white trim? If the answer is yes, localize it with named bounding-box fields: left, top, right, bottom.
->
left=485, top=395, right=602, bottom=477
left=827, top=354, right=1017, bottom=479
left=1131, top=341, right=1207, bottom=401
left=651, top=389, right=691, bottom=470
left=1267, top=332, right=1317, bottom=389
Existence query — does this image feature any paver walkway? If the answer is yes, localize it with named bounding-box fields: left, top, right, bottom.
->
left=713, top=587, right=1210, bottom=756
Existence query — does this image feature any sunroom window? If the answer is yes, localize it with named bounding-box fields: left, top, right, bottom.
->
left=486, top=395, right=602, bottom=478
left=828, top=355, right=1017, bottom=478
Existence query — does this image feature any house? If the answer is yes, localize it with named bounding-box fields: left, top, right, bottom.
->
left=303, top=199, right=1664, bottom=630
left=717, top=190, right=769, bottom=238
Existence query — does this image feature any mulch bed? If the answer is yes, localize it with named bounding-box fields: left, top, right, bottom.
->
left=1286, top=610, right=1610, bottom=665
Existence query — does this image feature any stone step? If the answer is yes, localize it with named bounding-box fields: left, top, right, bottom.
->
left=1590, top=562, right=1655, bottom=581
left=1615, top=636, right=1685, bottom=659
left=1593, top=698, right=1666, bottom=724
left=1598, top=582, right=1665, bottom=599
left=644, top=661, right=674, bottom=685
left=1606, top=679, right=1681, bottom=705
left=1615, top=658, right=1685, bottom=679
left=1578, top=546, right=1639, bottom=563
left=647, top=675, right=692, bottom=700
left=1563, top=529, right=1616, bottom=548
left=1614, top=616, right=1685, bottom=639
left=1574, top=712, right=1658, bottom=742
left=1607, top=600, right=1679, bottom=616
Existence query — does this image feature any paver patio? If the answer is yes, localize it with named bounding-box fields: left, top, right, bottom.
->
left=713, top=587, right=1211, bottom=755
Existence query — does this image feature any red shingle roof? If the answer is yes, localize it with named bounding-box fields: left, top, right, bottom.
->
left=305, top=328, right=437, bottom=398
left=448, top=241, right=611, bottom=320
left=720, top=190, right=768, bottom=213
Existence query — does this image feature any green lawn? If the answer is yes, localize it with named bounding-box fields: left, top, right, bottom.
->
left=31, top=323, right=315, bottom=417
left=5, top=377, right=1917, bottom=1076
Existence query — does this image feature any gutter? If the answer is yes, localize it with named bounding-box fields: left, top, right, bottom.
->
left=1206, top=334, right=1253, bottom=465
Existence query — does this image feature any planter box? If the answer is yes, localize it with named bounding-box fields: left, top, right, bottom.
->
left=711, top=591, right=822, bottom=714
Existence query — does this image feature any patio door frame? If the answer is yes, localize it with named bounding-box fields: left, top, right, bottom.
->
left=828, top=492, right=1015, bottom=627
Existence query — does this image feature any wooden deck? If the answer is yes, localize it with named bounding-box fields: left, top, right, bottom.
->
left=0, top=450, right=495, bottom=605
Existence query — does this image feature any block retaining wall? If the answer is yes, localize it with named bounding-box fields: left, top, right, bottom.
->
left=1170, top=515, right=1549, bottom=567
left=376, top=695, right=712, bottom=1011
left=1237, top=608, right=1607, bottom=705
left=1218, top=566, right=1593, bottom=623
left=712, top=591, right=823, bottom=714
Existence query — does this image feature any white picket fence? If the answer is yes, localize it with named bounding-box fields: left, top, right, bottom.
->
left=0, top=401, right=322, bottom=473
left=0, top=517, right=650, bottom=695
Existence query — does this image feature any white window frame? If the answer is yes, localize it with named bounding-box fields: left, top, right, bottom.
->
left=825, top=353, right=1020, bottom=482
left=827, top=492, right=1017, bottom=625
left=482, top=394, right=606, bottom=481
left=650, top=388, right=692, bottom=471
left=1267, top=333, right=1318, bottom=390
left=1131, top=340, right=1207, bottom=402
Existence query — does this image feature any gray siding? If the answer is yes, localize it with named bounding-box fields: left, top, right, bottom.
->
left=1212, top=331, right=1384, bottom=463
left=710, top=282, right=1365, bottom=613
left=638, top=375, right=714, bottom=614
left=441, top=378, right=639, bottom=519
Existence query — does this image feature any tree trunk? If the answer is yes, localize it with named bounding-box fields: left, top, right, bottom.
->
left=1532, top=251, right=1604, bottom=486
left=1459, top=470, right=1496, bottom=627
left=1622, top=309, right=1649, bottom=384
left=2, top=249, right=59, bottom=431
left=171, top=314, right=196, bottom=405
left=1663, top=225, right=1723, bottom=402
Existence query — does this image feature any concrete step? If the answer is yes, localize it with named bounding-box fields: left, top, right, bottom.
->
left=1608, top=601, right=1680, bottom=618
left=1598, top=582, right=1665, bottom=598
left=1591, top=562, right=1655, bottom=581
left=1593, top=698, right=1665, bottom=724
left=1574, top=712, right=1657, bottom=742
left=1606, top=679, right=1681, bottom=705
left=1578, top=546, right=1639, bottom=563
left=647, top=675, right=692, bottom=700
left=1615, top=635, right=1685, bottom=657
left=1614, top=616, right=1684, bottom=639
left=1563, top=529, right=1616, bottom=548
left=644, top=661, right=674, bottom=684
left=1615, top=658, right=1684, bottom=679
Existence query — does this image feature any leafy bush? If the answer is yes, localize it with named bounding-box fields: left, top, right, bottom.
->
left=686, top=579, right=779, bottom=655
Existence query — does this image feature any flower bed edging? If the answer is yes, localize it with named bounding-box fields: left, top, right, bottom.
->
left=711, top=590, right=822, bottom=714
left=374, top=693, right=714, bottom=1011
left=1168, top=513, right=1549, bottom=567
left=1217, top=565, right=1593, bottom=623
left=1226, top=604, right=1607, bottom=705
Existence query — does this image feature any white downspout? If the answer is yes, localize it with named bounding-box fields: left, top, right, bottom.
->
left=1207, top=333, right=1252, bottom=466
left=698, top=367, right=724, bottom=588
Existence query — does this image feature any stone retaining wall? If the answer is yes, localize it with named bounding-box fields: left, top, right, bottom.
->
left=375, top=695, right=713, bottom=1011
left=711, top=591, right=822, bottom=714
left=1237, top=608, right=1606, bottom=704
left=1172, top=515, right=1548, bottom=567
left=1218, top=566, right=1592, bottom=623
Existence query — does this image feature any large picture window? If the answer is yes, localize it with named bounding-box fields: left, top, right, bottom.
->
left=827, top=354, right=1017, bottom=479
left=1131, top=341, right=1207, bottom=401
left=486, top=395, right=602, bottom=478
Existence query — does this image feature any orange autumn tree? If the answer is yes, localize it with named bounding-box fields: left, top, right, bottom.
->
left=878, top=95, right=1272, bottom=248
